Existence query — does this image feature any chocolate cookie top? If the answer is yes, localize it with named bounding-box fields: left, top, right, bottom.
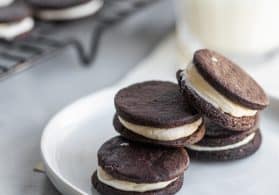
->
left=0, top=3, right=32, bottom=22
left=98, top=136, right=189, bottom=183
left=26, top=0, right=90, bottom=9
left=193, top=49, right=269, bottom=109
left=197, top=119, right=258, bottom=147
left=114, top=81, right=201, bottom=128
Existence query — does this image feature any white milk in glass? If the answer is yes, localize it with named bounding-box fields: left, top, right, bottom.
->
left=175, top=0, right=279, bottom=56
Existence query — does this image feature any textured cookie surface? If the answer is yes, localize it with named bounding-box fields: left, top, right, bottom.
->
left=196, top=118, right=259, bottom=147
left=187, top=130, right=262, bottom=161
left=98, top=136, right=189, bottom=183
left=26, top=0, right=90, bottom=9
left=113, top=115, right=206, bottom=147
left=177, top=71, right=258, bottom=131
left=92, top=172, right=184, bottom=195
left=0, top=4, right=32, bottom=22
left=193, top=49, right=269, bottom=109
left=115, top=81, right=200, bottom=128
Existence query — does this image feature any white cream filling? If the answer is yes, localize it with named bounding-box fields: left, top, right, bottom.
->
left=118, top=116, right=202, bottom=141
left=0, top=17, right=34, bottom=40
left=36, top=0, right=103, bottom=21
left=186, top=132, right=256, bottom=151
left=184, top=62, right=257, bottom=117
left=97, top=166, right=177, bottom=192
left=0, top=0, right=14, bottom=7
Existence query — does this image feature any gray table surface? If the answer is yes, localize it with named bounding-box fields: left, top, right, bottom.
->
left=0, top=1, right=174, bottom=194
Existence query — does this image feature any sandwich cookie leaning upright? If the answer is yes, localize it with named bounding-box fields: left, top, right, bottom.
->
left=26, top=0, right=103, bottom=21
left=92, top=136, right=189, bottom=195
left=114, top=81, right=205, bottom=148
left=177, top=49, right=269, bottom=131
left=0, top=3, right=34, bottom=40
left=186, top=119, right=262, bottom=161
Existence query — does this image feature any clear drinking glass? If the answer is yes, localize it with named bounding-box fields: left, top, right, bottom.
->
left=175, top=0, right=279, bottom=64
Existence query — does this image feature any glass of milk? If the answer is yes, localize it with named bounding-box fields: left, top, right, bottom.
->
left=175, top=0, right=279, bottom=62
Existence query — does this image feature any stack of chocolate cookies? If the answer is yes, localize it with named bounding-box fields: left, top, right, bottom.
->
left=92, top=81, right=205, bottom=194
left=92, top=49, right=269, bottom=194
left=177, top=49, right=269, bottom=161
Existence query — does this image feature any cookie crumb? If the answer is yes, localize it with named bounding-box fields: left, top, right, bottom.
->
left=211, top=56, right=218, bottom=62
left=120, top=143, right=129, bottom=146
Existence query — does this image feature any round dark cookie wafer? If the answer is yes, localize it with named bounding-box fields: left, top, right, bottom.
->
left=26, top=0, right=91, bottom=9
left=187, top=130, right=262, bottom=161
left=0, top=3, right=32, bottom=23
left=193, top=49, right=269, bottom=109
left=114, top=81, right=200, bottom=128
left=197, top=118, right=259, bottom=147
left=92, top=172, right=184, bottom=195
left=97, top=136, right=189, bottom=183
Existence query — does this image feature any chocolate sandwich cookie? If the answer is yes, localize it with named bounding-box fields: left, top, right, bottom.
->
left=0, top=3, right=34, bottom=40
left=177, top=49, right=269, bottom=131
left=27, top=0, right=103, bottom=21
left=92, top=136, right=189, bottom=195
left=114, top=81, right=205, bottom=147
left=186, top=119, right=262, bottom=161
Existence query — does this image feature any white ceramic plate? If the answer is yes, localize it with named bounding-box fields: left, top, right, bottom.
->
left=41, top=87, right=279, bottom=195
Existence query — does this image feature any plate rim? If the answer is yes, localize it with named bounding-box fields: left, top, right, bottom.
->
left=41, top=87, right=116, bottom=195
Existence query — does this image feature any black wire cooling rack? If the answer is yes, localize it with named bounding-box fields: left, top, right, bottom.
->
left=0, top=0, right=159, bottom=80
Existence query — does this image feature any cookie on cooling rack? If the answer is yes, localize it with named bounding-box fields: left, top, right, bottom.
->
left=0, top=3, right=34, bottom=40
left=26, top=0, right=103, bottom=21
